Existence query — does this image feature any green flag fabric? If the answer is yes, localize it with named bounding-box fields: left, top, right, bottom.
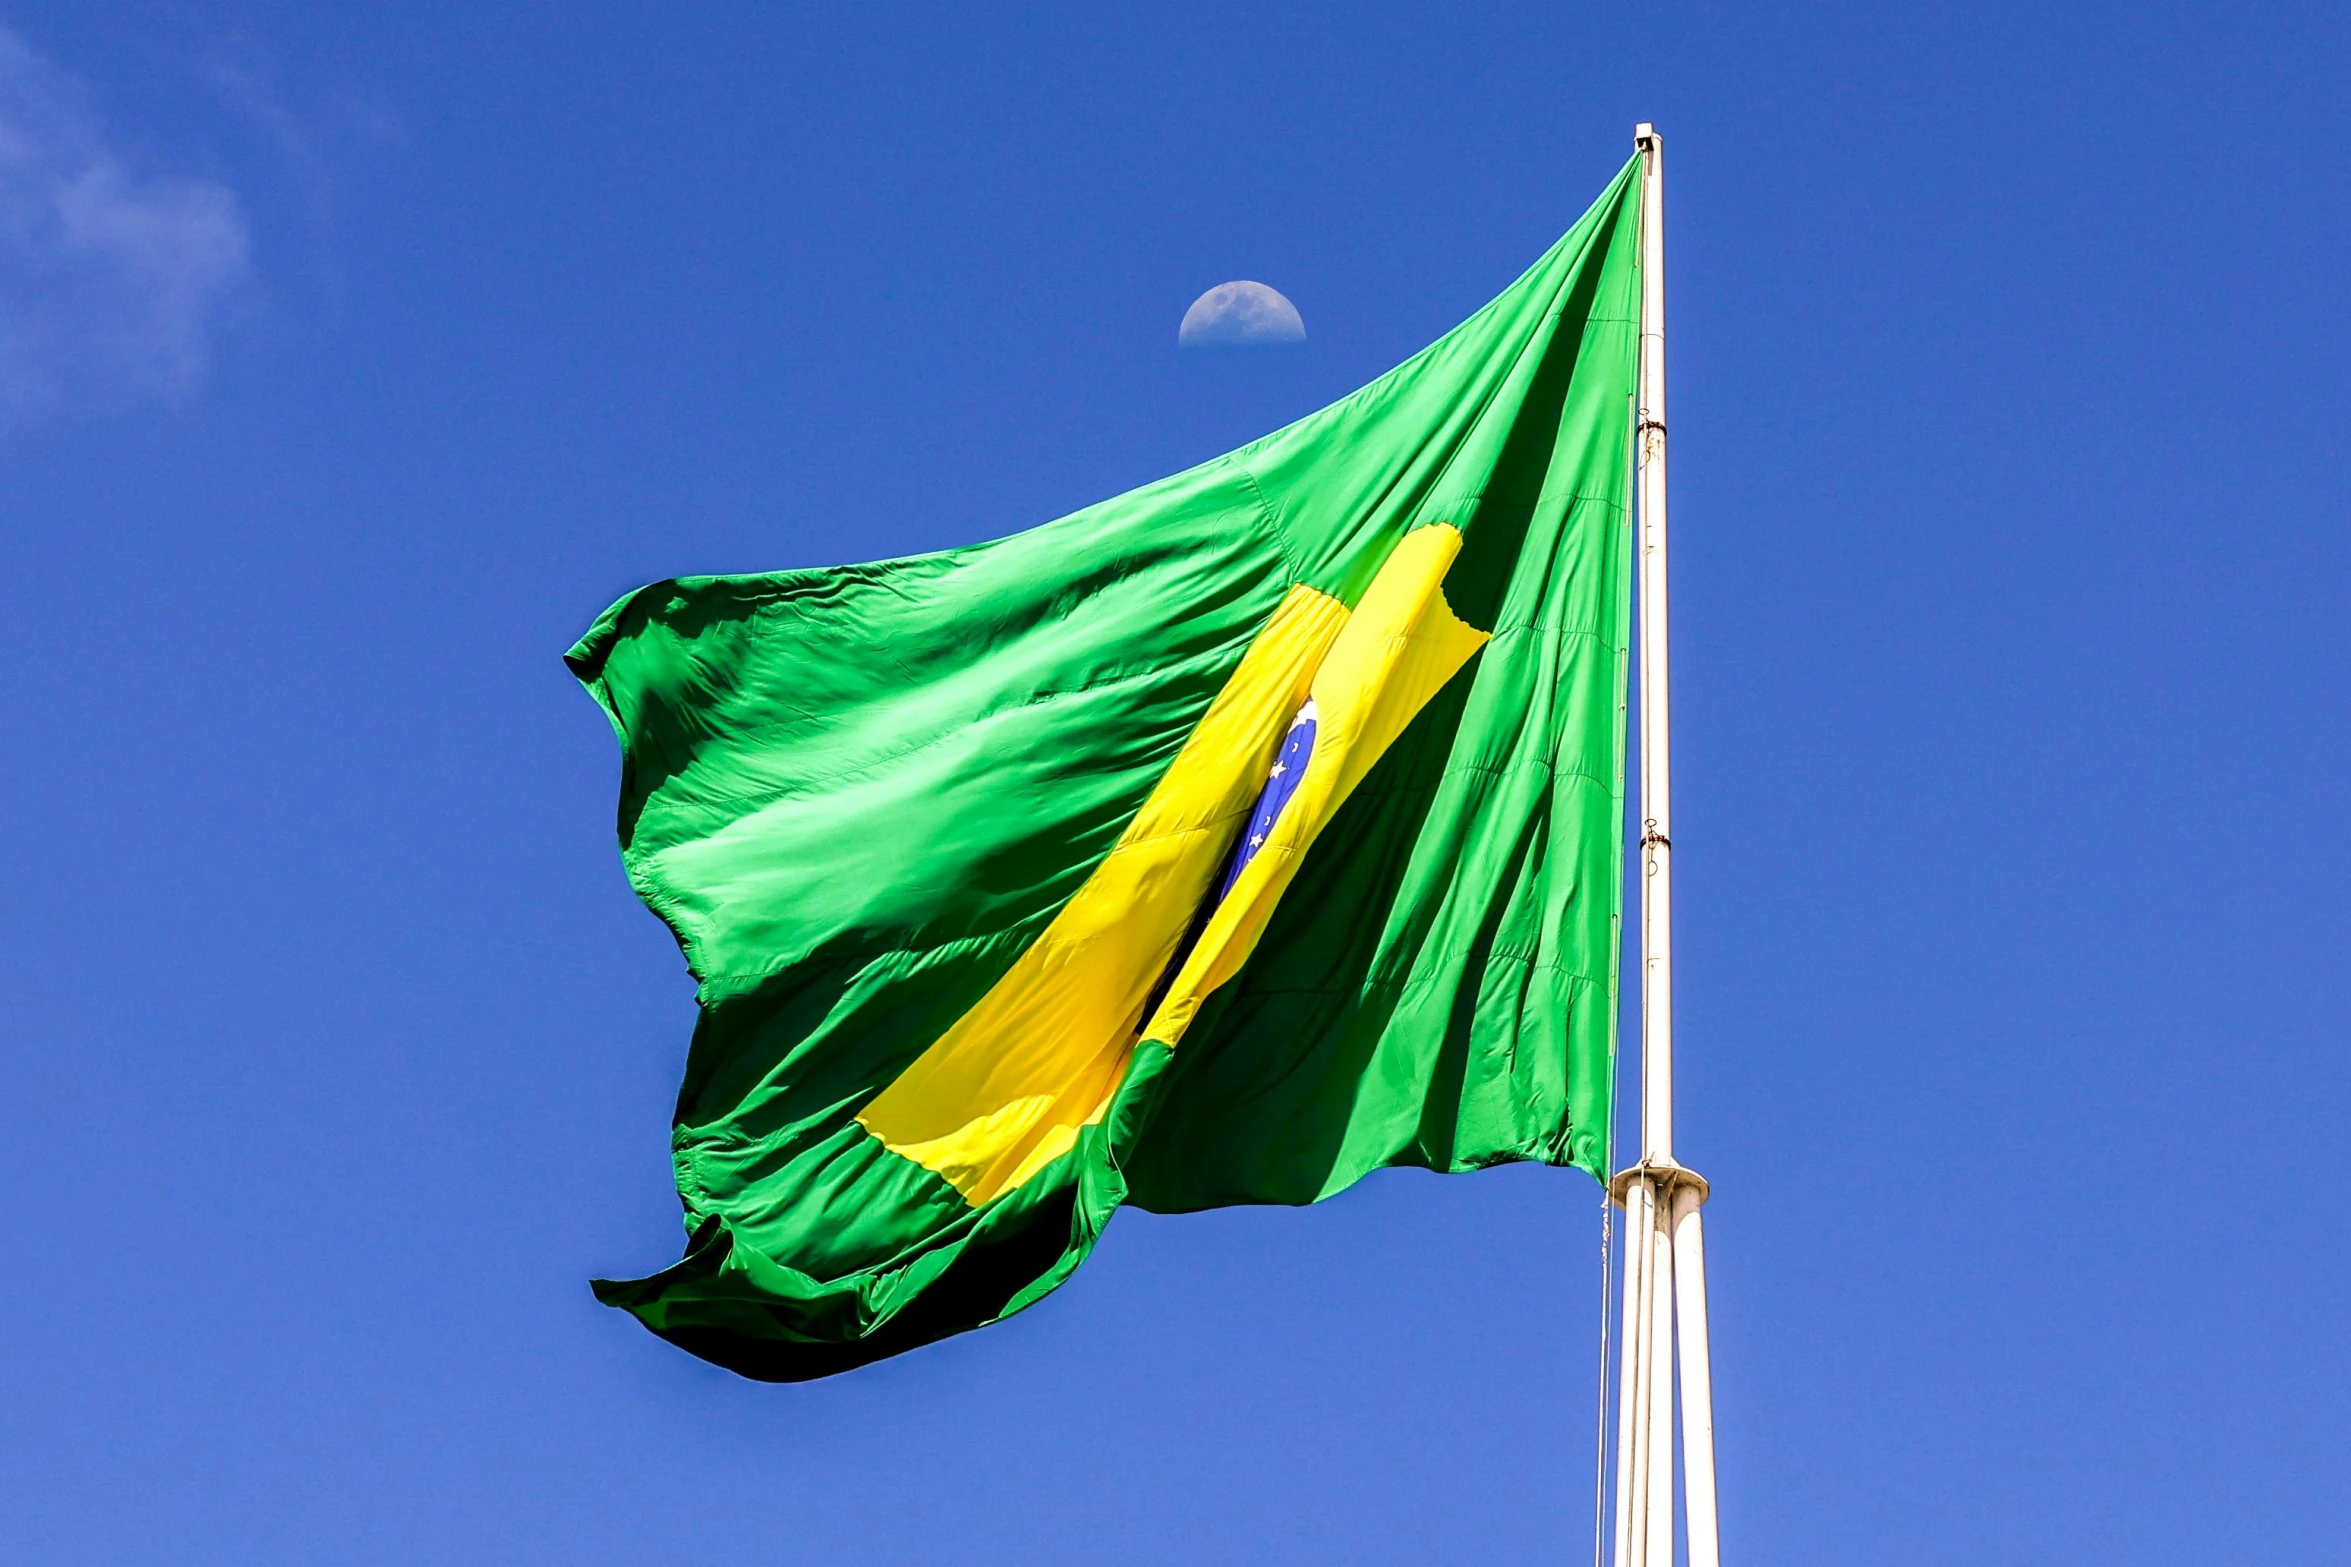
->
left=568, top=156, right=1643, bottom=1380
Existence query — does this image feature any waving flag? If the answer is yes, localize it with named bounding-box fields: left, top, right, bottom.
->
left=568, top=155, right=1643, bottom=1380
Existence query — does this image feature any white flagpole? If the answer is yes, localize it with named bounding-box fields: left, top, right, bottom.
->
left=1610, top=120, right=1721, bottom=1567
left=1610, top=1178, right=1653, bottom=1567
left=1672, top=1183, right=1719, bottom=1567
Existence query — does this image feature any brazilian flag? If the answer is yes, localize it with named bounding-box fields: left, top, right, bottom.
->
left=569, top=156, right=1642, bottom=1380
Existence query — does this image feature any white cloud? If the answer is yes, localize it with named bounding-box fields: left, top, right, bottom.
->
left=0, top=26, right=249, bottom=427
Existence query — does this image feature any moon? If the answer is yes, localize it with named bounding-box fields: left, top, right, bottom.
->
left=1178, top=281, right=1305, bottom=348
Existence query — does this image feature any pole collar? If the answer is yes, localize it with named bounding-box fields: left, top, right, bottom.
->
left=1609, top=1158, right=1709, bottom=1208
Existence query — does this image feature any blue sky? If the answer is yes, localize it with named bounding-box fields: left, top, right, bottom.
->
left=3, top=3, right=2346, bottom=1563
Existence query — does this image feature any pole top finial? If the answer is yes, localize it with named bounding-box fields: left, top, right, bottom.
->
left=1634, top=122, right=1659, bottom=150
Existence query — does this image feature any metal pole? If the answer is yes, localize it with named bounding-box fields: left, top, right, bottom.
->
left=1672, top=1185, right=1720, bottom=1567
left=1608, top=118, right=1724, bottom=1567
left=1634, top=123, right=1674, bottom=1169
left=1642, top=1191, right=1676, bottom=1567
left=1611, top=1179, right=1653, bottom=1567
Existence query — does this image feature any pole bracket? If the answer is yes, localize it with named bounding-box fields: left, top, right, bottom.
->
left=1608, top=1158, right=1710, bottom=1209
